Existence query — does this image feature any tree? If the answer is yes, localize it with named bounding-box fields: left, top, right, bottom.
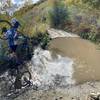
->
left=49, top=0, right=69, bottom=29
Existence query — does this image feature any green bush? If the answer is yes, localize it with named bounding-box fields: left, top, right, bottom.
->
left=31, top=31, right=51, bottom=49
left=49, top=0, right=69, bottom=29
left=82, top=0, right=100, bottom=9
left=79, top=32, right=96, bottom=42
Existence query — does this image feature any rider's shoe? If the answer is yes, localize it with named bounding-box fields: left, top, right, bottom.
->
left=15, top=89, right=20, bottom=93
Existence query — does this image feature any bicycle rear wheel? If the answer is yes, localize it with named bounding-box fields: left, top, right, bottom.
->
left=21, top=71, right=32, bottom=87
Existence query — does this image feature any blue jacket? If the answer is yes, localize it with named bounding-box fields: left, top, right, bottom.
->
left=5, top=29, right=18, bottom=46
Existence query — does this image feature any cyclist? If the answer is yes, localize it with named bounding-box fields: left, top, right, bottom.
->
left=1, top=20, right=32, bottom=90
left=2, top=27, right=30, bottom=90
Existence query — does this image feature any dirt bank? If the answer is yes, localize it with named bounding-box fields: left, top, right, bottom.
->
left=49, top=37, right=100, bottom=84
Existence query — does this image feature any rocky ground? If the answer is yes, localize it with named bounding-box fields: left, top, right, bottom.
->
left=0, top=70, right=100, bottom=100
left=13, top=81, right=100, bottom=100
left=0, top=64, right=100, bottom=100
left=1, top=81, right=100, bottom=100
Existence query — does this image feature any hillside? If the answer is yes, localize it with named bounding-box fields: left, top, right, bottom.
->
left=0, top=0, right=48, bottom=36
left=1, top=0, right=100, bottom=41
left=0, top=0, right=100, bottom=100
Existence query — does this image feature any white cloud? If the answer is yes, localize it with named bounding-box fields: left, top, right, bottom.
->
left=32, top=0, right=40, bottom=3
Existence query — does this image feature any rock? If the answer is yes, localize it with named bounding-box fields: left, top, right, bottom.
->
left=59, top=97, right=63, bottom=99
left=88, top=92, right=100, bottom=100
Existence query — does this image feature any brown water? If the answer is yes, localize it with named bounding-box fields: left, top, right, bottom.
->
left=49, top=37, right=100, bottom=84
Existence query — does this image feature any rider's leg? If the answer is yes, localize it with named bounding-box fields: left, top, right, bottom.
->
left=9, top=45, right=17, bottom=58
left=9, top=45, right=22, bottom=65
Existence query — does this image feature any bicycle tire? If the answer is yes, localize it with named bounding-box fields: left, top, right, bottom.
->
left=20, top=71, right=32, bottom=87
left=9, top=83, right=15, bottom=93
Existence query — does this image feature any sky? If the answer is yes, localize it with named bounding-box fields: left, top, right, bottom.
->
left=11, top=0, right=40, bottom=5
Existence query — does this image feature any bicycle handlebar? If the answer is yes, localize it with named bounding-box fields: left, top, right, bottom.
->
left=0, top=19, right=12, bottom=26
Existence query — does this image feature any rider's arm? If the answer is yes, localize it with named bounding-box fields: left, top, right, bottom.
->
left=3, top=30, right=10, bottom=40
left=0, top=31, right=8, bottom=40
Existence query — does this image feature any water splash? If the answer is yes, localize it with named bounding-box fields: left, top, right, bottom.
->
left=30, top=47, right=75, bottom=89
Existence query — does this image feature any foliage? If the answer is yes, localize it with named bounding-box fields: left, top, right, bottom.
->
left=65, top=0, right=100, bottom=9
left=31, top=31, right=51, bottom=49
left=49, top=0, right=69, bottom=29
left=82, top=0, right=100, bottom=9
left=79, top=32, right=96, bottom=42
left=0, top=0, right=100, bottom=45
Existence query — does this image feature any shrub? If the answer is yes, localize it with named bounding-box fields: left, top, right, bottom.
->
left=82, top=0, right=100, bottom=9
left=49, top=0, right=69, bottom=29
left=79, top=32, right=96, bottom=42
left=31, top=31, right=51, bottom=49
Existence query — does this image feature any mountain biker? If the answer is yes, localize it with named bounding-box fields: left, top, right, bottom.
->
left=1, top=20, right=32, bottom=90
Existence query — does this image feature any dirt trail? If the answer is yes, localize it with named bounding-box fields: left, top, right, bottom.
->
left=49, top=37, right=100, bottom=84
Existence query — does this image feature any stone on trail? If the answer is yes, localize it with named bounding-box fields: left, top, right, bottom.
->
left=87, top=92, right=100, bottom=100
